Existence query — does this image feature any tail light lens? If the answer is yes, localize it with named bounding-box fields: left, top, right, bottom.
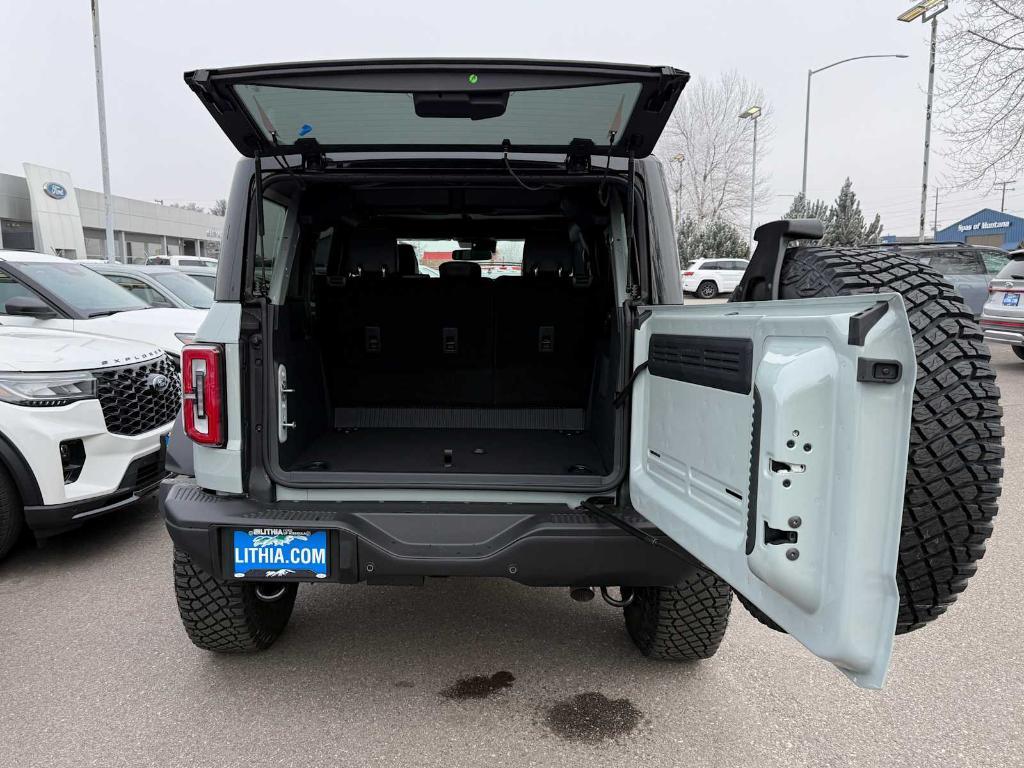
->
left=682, top=271, right=694, bottom=277
left=182, top=344, right=226, bottom=447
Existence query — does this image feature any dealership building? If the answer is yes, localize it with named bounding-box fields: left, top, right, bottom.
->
left=0, top=163, right=222, bottom=262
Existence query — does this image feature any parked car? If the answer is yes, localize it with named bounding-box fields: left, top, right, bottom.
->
left=162, top=58, right=1001, bottom=689
left=146, top=254, right=218, bottom=269
left=0, top=251, right=205, bottom=359
left=980, top=249, right=1024, bottom=359
left=879, top=242, right=1009, bottom=315
left=681, top=258, right=749, bottom=298
left=86, top=263, right=213, bottom=310
left=176, top=265, right=217, bottom=291
left=0, top=327, right=179, bottom=560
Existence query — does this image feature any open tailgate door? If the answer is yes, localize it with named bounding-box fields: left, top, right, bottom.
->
left=630, top=295, right=916, bottom=688
left=185, top=58, right=688, bottom=158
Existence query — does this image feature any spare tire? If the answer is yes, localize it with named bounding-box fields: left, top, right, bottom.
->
left=736, top=246, right=1004, bottom=634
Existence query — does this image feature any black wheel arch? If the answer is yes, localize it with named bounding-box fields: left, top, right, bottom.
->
left=0, top=431, right=42, bottom=507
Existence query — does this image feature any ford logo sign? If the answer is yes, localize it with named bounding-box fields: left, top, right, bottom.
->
left=147, top=373, right=171, bottom=393
left=43, top=182, right=67, bottom=200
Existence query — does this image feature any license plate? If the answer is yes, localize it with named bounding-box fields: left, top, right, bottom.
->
left=1003, top=293, right=1020, bottom=306
left=231, top=528, right=329, bottom=579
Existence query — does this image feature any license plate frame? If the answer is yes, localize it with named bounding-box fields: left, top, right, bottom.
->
left=227, top=527, right=331, bottom=581
left=1003, top=293, right=1020, bottom=306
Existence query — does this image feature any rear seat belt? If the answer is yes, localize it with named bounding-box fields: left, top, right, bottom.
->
left=613, top=361, right=648, bottom=408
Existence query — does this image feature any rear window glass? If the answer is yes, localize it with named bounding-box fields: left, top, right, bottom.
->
left=234, top=82, right=641, bottom=148
left=399, top=240, right=524, bottom=278
left=996, top=257, right=1024, bottom=279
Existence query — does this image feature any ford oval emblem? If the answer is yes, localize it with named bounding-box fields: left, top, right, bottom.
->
left=43, top=182, right=67, bottom=200
left=147, top=373, right=170, bottom=393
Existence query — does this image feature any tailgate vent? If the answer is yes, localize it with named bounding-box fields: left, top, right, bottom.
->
left=648, top=335, right=753, bottom=394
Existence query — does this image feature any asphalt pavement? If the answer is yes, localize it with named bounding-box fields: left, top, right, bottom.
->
left=1, top=344, right=1022, bottom=768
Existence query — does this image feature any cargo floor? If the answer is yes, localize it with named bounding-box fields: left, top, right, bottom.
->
left=284, top=428, right=608, bottom=476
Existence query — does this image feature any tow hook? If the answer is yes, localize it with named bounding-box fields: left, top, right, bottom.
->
left=255, top=584, right=288, bottom=602
left=600, top=587, right=634, bottom=608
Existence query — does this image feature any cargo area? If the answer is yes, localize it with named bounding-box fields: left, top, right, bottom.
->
left=266, top=181, right=628, bottom=488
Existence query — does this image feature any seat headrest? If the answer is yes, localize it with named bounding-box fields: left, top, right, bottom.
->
left=396, top=243, right=419, bottom=276
left=523, top=235, right=573, bottom=277
left=439, top=261, right=481, bottom=279
left=343, top=229, right=397, bottom=276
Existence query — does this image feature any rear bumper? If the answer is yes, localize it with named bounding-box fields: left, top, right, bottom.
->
left=980, top=318, right=1024, bottom=347
left=25, top=448, right=168, bottom=536
left=160, top=480, right=696, bottom=587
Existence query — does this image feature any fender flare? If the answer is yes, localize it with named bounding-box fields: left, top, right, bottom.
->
left=0, top=431, right=43, bottom=506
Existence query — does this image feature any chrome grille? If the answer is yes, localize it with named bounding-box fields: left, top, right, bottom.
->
left=93, top=355, right=181, bottom=437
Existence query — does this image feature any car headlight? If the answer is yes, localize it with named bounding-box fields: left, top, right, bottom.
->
left=0, top=371, right=97, bottom=407
left=174, top=333, right=196, bottom=345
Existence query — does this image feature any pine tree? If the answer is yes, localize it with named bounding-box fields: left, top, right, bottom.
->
left=677, top=215, right=750, bottom=267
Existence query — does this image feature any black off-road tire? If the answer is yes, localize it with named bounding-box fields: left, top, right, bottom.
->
left=0, top=462, right=24, bottom=561
left=1012, top=345, right=1024, bottom=361
left=624, top=568, right=733, bottom=660
left=737, top=247, right=1003, bottom=634
left=696, top=280, right=719, bottom=299
left=173, top=548, right=298, bottom=652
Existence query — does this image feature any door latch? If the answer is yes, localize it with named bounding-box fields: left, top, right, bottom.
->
left=277, top=364, right=296, bottom=442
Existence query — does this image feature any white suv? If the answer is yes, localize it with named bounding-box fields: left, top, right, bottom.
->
left=0, top=327, right=180, bottom=559
left=681, top=258, right=749, bottom=298
left=0, top=251, right=204, bottom=359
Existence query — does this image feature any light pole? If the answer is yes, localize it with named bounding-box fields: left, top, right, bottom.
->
left=671, top=153, right=684, bottom=229
left=739, top=105, right=761, bottom=247
left=899, top=0, right=949, bottom=242
left=90, top=0, right=116, bottom=262
left=801, top=54, right=908, bottom=198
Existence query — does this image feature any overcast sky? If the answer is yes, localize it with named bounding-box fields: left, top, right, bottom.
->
left=2, top=0, right=1017, bottom=236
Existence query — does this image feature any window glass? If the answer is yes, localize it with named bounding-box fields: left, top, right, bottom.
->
left=979, top=249, right=1010, bottom=275
left=700, top=262, right=719, bottom=271
left=106, top=274, right=174, bottom=308
left=313, top=228, right=334, bottom=275
left=996, top=258, right=1024, bottom=279
left=235, top=81, right=642, bottom=148
left=1, top=220, right=35, bottom=251
left=190, top=273, right=216, bottom=290
left=0, top=271, right=40, bottom=313
left=255, top=199, right=288, bottom=288
left=151, top=271, right=214, bottom=309
left=397, top=240, right=524, bottom=278
left=918, top=250, right=986, bottom=275
left=177, top=259, right=205, bottom=268
left=13, top=262, right=148, bottom=315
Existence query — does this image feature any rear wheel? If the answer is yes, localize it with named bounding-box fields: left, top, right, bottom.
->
left=623, top=567, right=732, bottom=660
left=696, top=280, right=719, bottom=299
left=0, top=462, right=24, bottom=561
left=173, top=548, right=297, bottom=652
left=740, top=247, right=1003, bottom=634
left=1012, top=345, right=1024, bottom=361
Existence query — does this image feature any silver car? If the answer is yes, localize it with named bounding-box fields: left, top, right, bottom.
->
left=980, top=249, right=1024, bottom=360
left=85, top=263, right=213, bottom=310
left=881, top=242, right=1009, bottom=315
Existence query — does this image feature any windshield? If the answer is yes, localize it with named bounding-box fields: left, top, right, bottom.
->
left=400, top=240, right=524, bottom=278
left=189, top=273, right=216, bottom=290
left=151, top=271, right=214, bottom=309
left=14, top=261, right=148, bottom=315
left=234, top=82, right=640, bottom=148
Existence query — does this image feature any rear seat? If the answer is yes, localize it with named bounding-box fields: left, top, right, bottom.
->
left=493, top=235, right=594, bottom=406
left=330, top=229, right=594, bottom=409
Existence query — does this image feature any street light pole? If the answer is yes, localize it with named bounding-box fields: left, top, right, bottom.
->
left=801, top=54, right=908, bottom=199
left=899, top=1, right=949, bottom=243
left=739, top=106, right=762, bottom=247
left=90, top=0, right=116, bottom=262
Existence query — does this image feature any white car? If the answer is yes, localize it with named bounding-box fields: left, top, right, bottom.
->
left=0, top=327, right=179, bottom=559
left=0, top=251, right=204, bottom=360
left=85, top=263, right=214, bottom=310
left=681, top=258, right=749, bottom=299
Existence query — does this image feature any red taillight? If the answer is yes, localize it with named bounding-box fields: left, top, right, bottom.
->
left=182, top=344, right=226, bottom=447
left=682, top=271, right=694, bottom=277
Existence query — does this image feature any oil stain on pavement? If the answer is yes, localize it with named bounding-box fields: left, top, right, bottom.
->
left=543, top=692, right=642, bottom=743
left=440, top=671, right=515, bottom=700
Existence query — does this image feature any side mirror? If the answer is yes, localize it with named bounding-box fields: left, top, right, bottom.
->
left=5, top=295, right=58, bottom=319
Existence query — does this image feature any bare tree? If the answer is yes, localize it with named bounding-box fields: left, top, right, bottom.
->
left=656, top=72, right=773, bottom=228
left=938, top=0, right=1024, bottom=186
left=210, top=199, right=227, bottom=217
